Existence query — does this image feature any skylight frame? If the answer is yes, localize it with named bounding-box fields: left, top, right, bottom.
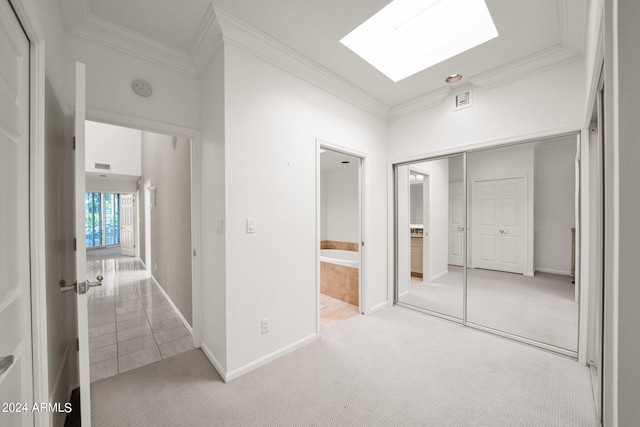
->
left=340, top=0, right=499, bottom=82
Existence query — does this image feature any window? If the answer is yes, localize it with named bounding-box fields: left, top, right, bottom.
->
left=85, top=192, right=121, bottom=248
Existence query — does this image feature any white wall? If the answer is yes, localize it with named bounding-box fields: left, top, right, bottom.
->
left=221, top=43, right=388, bottom=375
left=388, top=60, right=586, bottom=162
left=199, top=44, right=227, bottom=370
left=534, top=137, right=576, bottom=275
left=410, top=181, right=423, bottom=225
left=85, top=120, right=141, bottom=176
left=139, top=132, right=193, bottom=325
left=604, top=0, right=640, bottom=425
left=321, top=165, right=359, bottom=243
left=467, top=144, right=535, bottom=276
left=65, top=35, right=201, bottom=132
left=413, top=159, right=449, bottom=280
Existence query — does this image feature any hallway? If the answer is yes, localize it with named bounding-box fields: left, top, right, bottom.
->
left=87, top=257, right=194, bottom=382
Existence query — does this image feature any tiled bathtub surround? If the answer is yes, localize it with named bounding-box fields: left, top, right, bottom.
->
left=87, top=257, right=194, bottom=383
left=320, top=261, right=359, bottom=306
left=320, top=240, right=359, bottom=252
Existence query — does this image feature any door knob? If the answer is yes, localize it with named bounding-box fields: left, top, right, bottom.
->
left=457, top=227, right=464, bottom=231
left=88, top=275, right=104, bottom=289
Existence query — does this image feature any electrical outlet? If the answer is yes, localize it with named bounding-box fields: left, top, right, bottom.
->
left=261, top=318, right=269, bottom=334
left=154, top=263, right=158, bottom=271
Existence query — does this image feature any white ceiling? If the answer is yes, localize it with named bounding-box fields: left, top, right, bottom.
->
left=58, top=0, right=588, bottom=109
left=89, top=0, right=211, bottom=52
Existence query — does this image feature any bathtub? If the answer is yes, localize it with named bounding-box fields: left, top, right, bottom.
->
left=320, top=249, right=360, bottom=268
left=320, top=249, right=360, bottom=306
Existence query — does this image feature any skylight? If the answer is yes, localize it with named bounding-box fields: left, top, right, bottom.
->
left=340, top=0, right=498, bottom=82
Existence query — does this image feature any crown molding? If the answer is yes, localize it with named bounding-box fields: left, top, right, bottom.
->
left=467, top=43, right=581, bottom=90
left=213, top=5, right=390, bottom=120
left=68, top=15, right=199, bottom=77
left=388, top=87, right=452, bottom=121
left=467, top=0, right=582, bottom=90
left=190, top=4, right=224, bottom=76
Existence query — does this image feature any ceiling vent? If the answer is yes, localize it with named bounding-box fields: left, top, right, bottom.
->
left=454, top=90, right=472, bottom=111
left=95, top=163, right=111, bottom=170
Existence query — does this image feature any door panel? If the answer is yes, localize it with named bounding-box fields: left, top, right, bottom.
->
left=473, top=177, right=525, bottom=274
left=74, top=61, right=93, bottom=427
left=121, top=194, right=135, bottom=256
left=0, top=1, right=33, bottom=425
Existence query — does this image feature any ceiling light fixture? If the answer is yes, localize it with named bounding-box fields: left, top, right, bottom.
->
left=340, top=0, right=498, bottom=82
left=446, top=74, right=463, bottom=83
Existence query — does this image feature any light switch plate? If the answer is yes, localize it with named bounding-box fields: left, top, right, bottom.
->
left=247, top=218, right=256, bottom=233
left=217, top=219, right=224, bottom=234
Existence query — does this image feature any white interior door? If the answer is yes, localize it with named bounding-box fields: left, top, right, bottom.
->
left=74, top=61, right=99, bottom=427
left=120, top=194, right=135, bottom=256
left=0, top=2, right=34, bottom=425
left=473, top=177, right=526, bottom=274
left=448, top=182, right=464, bottom=266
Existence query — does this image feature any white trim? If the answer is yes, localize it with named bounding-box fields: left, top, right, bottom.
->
left=316, top=139, right=367, bottom=330
left=9, top=0, right=49, bottom=424
left=200, top=342, right=227, bottom=382
left=215, top=6, right=389, bottom=120
left=430, top=269, right=449, bottom=282
left=366, top=301, right=390, bottom=315
left=535, top=268, right=572, bottom=276
left=389, top=87, right=452, bottom=121
left=389, top=127, right=583, bottom=166
left=149, top=275, right=193, bottom=335
left=578, top=130, right=589, bottom=366
left=67, top=15, right=198, bottom=77
left=224, top=334, right=317, bottom=382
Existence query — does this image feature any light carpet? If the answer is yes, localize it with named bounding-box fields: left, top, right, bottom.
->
left=91, top=306, right=597, bottom=427
left=400, top=267, right=578, bottom=351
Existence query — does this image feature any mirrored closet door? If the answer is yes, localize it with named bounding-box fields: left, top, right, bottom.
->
left=395, top=155, right=465, bottom=321
left=395, top=135, right=580, bottom=355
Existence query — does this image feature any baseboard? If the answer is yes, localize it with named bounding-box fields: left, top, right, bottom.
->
left=398, top=290, right=409, bottom=298
left=200, top=342, right=227, bottom=382
left=366, top=300, right=389, bottom=315
left=149, top=275, right=193, bottom=336
left=225, top=333, right=317, bottom=382
left=430, top=269, right=448, bottom=282
left=535, top=268, right=572, bottom=276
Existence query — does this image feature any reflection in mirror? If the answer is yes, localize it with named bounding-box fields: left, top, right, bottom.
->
left=465, top=137, right=579, bottom=352
left=396, top=155, right=464, bottom=319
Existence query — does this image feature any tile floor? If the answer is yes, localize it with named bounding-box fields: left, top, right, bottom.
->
left=320, top=293, right=359, bottom=330
left=87, top=257, right=194, bottom=383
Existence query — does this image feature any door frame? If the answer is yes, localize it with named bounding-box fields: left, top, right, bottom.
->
left=10, top=0, right=51, bottom=425
left=316, top=139, right=366, bottom=337
left=408, top=169, right=430, bottom=282
left=144, top=180, right=153, bottom=271
left=84, top=110, right=203, bottom=348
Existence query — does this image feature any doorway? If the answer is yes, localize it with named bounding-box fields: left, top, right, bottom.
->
left=318, top=146, right=363, bottom=330
left=84, top=122, right=196, bottom=383
left=395, top=134, right=581, bottom=356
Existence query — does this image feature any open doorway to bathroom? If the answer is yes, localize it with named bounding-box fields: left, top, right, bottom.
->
left=319, top=147, right=362, bottom=330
